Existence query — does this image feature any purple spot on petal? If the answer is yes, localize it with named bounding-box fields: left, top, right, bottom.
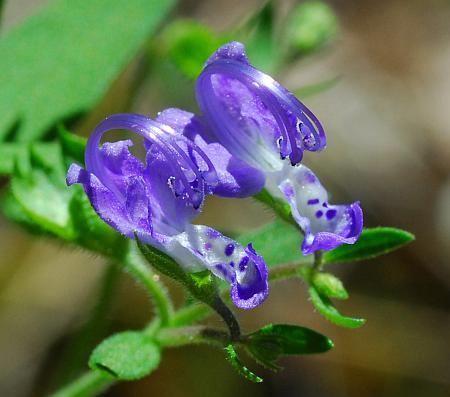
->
left=204, top=242, right=212, bottom=251
left=326, top=209, right=337, bottom=220
left=307, top=198, right=320, bottom=205
left=283, top=185, right=295, bottom=198
left=224, top=243, right=235, bottom=257
left=229, top=261, right=235, bottom=268
left=215, top=263, right=229, bottom=277
left=304, top=172, right=316, bottom=184
left=239, top=256, right=249, bottom=271
left=207, top=229, right=220, bottom=239
left=315, top=210, right=323, bottom=219
left=322, top=202, right=328, bottom=208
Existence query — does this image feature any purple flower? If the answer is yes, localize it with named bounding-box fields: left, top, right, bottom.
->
left=66, top=113, right=268, bottom=309
left=161, top=41, right=363, bottom=255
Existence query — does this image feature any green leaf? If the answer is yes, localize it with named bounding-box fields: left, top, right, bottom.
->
left=308, top=286, right=365, bottom=328
left=323, top=227, right=415, bottom=264
left=160, top=20, right=224, bottom=80
left=58, top=125, right=87, bottom=165
left=246, top=324, right=333, bottom=368
left=10, top=168, right=74, bottom=239
left=311, top=272, right=348, bottom=300
left=89, top=331, right=161, bottom=380
left=294, top=76, right=340, bottom=99
left=285, top=1, right=338, bottom=54
left=225, top=344, right=263, bottom=383
left=0, top=0, right=175, bottom=142
left=238, top=220, right=308, bottom=268
left=241, top=1, right=279, bottom=73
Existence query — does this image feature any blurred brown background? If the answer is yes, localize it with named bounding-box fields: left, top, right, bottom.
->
left=1, top=0, right=449, bottom=396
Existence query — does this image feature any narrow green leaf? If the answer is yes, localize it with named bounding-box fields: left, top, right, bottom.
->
left=225, top=345, right=263, bottom=383
left=247, top=324, right=333, bottom=364
left=238, top=220, right=308, bottom=268
left=309, top=286, right=365, bottom=328
left=89, top=331, right=160, bottom=380
left=0, top=0, right=175, bottom=141
left=312, top=272, right=348, bottom=300
left=323, top=227, right=415, bottom=264
left=293, top=76, right=340, bottom=99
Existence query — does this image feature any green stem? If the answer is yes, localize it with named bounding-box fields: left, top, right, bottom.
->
left=123, top=249, right=173, bottom=326
left=156, top=326, right=229, bottom=348
left=48, top=371, right=114, bottom=397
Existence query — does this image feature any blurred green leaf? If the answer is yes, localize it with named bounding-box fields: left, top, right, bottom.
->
left=285, top=0, right=338, bottom=54
left=160, top=20, right=224, bottom=80
left=323, top=227, right=415, bottom=264
left=0, top=0, right=175, bottom=142
left=238, top=220, right=308, bottom=268
left=225, top=344, right=263, bottom=383
left=8, top=143, right=75, bottom=240
left=89, top=331, right=160, bottom=380
left=294, top=76, right=340, bottom=99
left=0, top=141, right=62, bottom=175
left=241, top=1, right=279, bottom=73
left=58, top=125, right=87, bottom=165
left=246, top=324, right=333, bottom=368
left=311, top=272, right=348, bottom=300
left=309, top=286, right=365, bottom=328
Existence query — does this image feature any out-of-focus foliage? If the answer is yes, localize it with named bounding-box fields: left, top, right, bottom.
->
left=286, top=1, right=338, bottom=54
left=158, top=20, right=226, bottom=80
left=238, top=220, right=307, bottom=268
left=0, top=0, right=175, bottom=173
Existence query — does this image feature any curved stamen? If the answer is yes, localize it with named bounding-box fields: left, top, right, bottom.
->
left=85, top=113, right=215, bottom=208
left=196, top=59, right=326, bottom=166
left=157, top=124, right=218, bottom=187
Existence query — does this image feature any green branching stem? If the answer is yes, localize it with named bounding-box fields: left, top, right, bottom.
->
left=48, top=325, right=231, bottom=397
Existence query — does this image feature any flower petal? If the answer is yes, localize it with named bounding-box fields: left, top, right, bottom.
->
left=267, top=163, right=363, bottom=255
left=197, top=41, right=326, bottom=169
left=66, top=163, right=153, bottom=240
left=168, top=225, right=269, bottom=309
left=157, top=108, right=265, bottom=198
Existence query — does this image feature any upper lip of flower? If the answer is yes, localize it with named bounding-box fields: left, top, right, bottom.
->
left=84, top=113, right=217, bottom=210
left=196, top=49, right=327, bottom=167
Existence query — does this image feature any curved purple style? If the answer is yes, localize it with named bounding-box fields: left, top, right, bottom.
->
left=192, top=41, right=363, bottom=255
left=66, top=113, right=268, bottom=309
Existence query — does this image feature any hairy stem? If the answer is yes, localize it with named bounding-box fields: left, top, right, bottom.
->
left=123, top=248, right=173, bottom=326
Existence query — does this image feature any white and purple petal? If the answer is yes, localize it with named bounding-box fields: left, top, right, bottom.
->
left=266, top=163, right=363, bottom=255
left=169, top=225, right=269, bottom=309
